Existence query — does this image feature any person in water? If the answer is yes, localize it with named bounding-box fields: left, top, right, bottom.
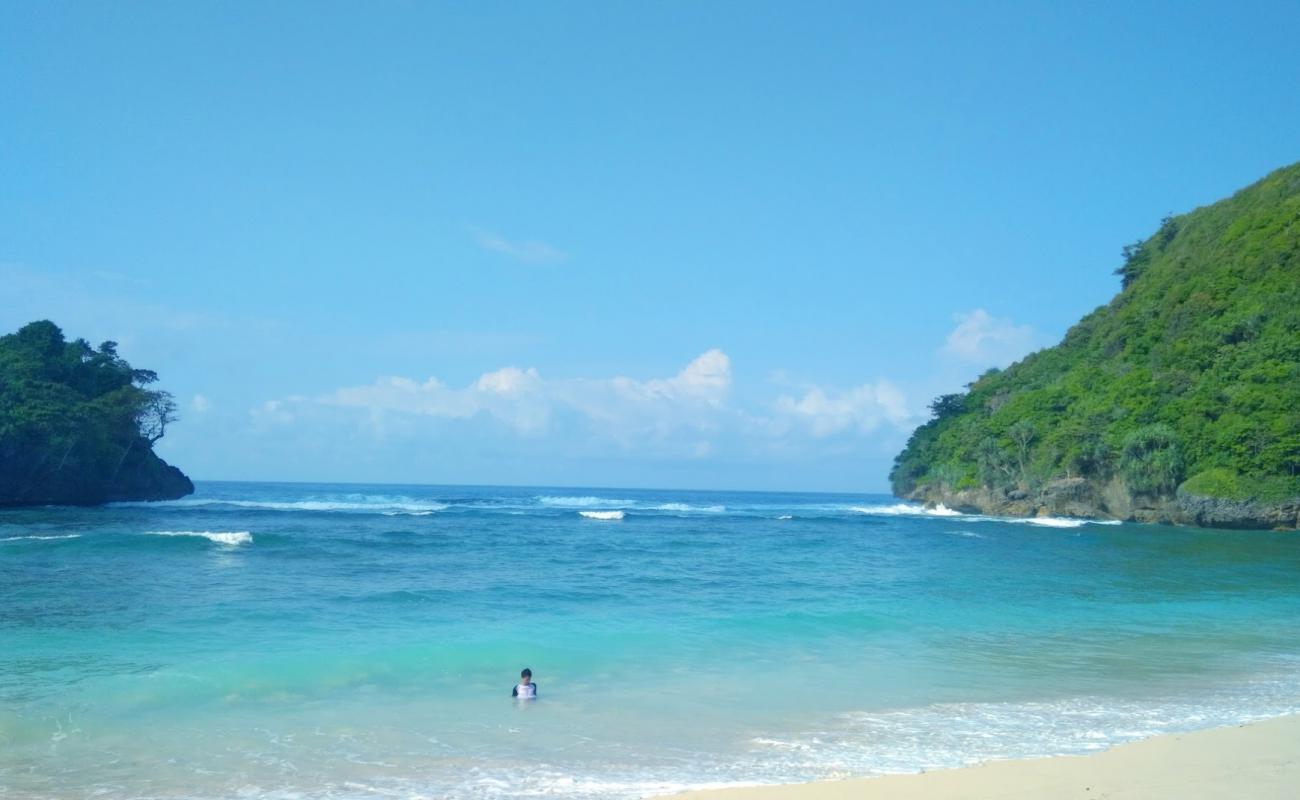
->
left=511, top=667, right=537, bottom=699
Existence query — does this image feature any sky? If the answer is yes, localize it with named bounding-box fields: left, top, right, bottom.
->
left=3, top=2, right=1299, bottom=492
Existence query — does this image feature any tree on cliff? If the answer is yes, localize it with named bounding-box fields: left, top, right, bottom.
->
left=890, top=161, right=1300, bottom=523
left=0, top=320, right=193, bottom=506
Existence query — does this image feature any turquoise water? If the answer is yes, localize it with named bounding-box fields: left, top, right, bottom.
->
left=3, top=481, right=1300, bottom=798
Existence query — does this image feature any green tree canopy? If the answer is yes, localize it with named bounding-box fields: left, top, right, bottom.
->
left=0, top=320, right=193, bottom=506
left=891, top=162, right=1300, bottom=508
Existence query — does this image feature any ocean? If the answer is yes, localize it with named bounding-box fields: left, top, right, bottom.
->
left=3, top=481, right=1299, bottom=799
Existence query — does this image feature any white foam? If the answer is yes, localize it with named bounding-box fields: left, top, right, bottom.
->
left=777, top=515, right=794, bottom=520
left=752, top=685, right=1300, bottom=780
left=146, top=530, right=253, bottom=546
left=117, top=497, right=449, bottom=514
left=538, top=495, right=634, bottom=508
left=653, top=503, right=726, bottom=513
left=465, top=774, right=757, bottom=798
left=1, top=534, right=81, bottom=541
left=856, top=504, right=1122, bottom=528
left=578, top=510, right=625, bottom=521
left=1008, top=517, right=1088, bottom=529
left=750, top=737, right=813, bottom=751
left=962, top=511, right=1124, bottom=528
left=850, top=503, right=962, bottom=517
left=234, top=499, right=448, bottom=514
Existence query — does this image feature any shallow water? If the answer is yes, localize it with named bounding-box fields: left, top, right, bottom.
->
left=3, top=481, right=1299, bottom=798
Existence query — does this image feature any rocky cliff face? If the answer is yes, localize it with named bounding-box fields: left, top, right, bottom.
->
left=904, top=479, right=1299, bottom=530
left=0, top=441, right=193, bottom=507
left=1173, top=488, right=1300, bottom=530
left=101, top=448, right=195, bottom=505
left=0, top=320, right=195, bottom=508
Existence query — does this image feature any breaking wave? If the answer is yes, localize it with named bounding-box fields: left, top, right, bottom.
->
left=850, top=503, right=962, bottom=517
left=117, top=497, right=449, bottom=514
left=848, top=503, right=1121, bottom=529
left=1007, top=516, right=1088, bottom=529
left=652, top=503, right=726, bottom=513
left=578, top=510, right=626, bottom=521
left=537, top=496, right=635, bottom=508
left=145, top=530, right=253, bottom=546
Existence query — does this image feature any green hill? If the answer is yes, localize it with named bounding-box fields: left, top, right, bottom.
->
left=891, top=162, right=1300, bottom=529
left=0, top=320, right=193, bottom=506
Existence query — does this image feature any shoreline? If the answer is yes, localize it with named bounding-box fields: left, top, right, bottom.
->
left=905, top=483, right=1300, bottom=532
left=673, top=712, right=1300, bottom=800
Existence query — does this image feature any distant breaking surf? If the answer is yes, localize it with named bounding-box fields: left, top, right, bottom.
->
left=850, top=503, right=963, bottom=517
left=537, top=495, right=636, bottom=508
left=145, top=530, right=253, bottom=545
left=116, top=498, right=449, bottom=514
left=849, top=503, right=1119, bottom=528
left=578, top=510, right=625, bottom=521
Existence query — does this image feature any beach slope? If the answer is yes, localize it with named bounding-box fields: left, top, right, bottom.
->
left=676, top=714, right=1300, bottom=800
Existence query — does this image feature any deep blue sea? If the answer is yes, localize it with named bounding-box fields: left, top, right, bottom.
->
left=4, top=481, right=1300, bottom=799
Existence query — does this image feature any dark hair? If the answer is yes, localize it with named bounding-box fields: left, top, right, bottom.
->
left=520, top=668, right=532, bottom=678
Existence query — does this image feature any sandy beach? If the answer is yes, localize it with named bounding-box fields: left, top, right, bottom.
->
left=676, top=713, right=1300, bottom=800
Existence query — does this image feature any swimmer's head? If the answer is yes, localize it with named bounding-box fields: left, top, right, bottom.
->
left=520, top=668, right=532, bottom=684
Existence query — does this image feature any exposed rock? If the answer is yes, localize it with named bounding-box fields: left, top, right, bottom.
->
left=1176, top=488, right=1300, bottom=530
left=907, top=479, right=1297, bottom=531
left=103, top=452, right=194, bottom=504
left=0, top=441, right=193, bottom=507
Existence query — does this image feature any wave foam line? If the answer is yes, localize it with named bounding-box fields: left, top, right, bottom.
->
left=858, top=504, right=1122, bottom=528
left=219, top=499, right=448, bottom=513
left=578, top=510, right=625, bottom=521
left=118, top=498, right=449, bottom=514
left=537, top=495, right=635, bottom=508
left=1, top=534, right=81, bottom=541
left=145, top=530, right=253, bottom=545
left=1007, top=516, right=1089, bottom=529
left=850, top=503, right=962, bottom=517
left=652, top=503, right=726, bottom=513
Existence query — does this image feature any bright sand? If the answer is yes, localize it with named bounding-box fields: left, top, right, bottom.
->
left=675, top=713, right=1300, bottom=800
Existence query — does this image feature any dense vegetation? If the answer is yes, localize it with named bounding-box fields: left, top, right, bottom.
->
left=0, top=320, right=192, bottom=506
left=891, top=162, right=1300, bottom=513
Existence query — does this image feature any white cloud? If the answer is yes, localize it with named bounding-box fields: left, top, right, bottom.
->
left=941, top=309, right=1038, bottom=367
left=476, top=366, right=542, bottom=395
left=262, top=349, right=919, bottom=467
left=471, top=228, right=568, bottom=264
left=0, top=260, right=918, bottom=488
left=327, top=372, right=547, bottom=434
left=250, top=399, right=296, bottom=426
left=650, top=348, right=731, bottom=405
left=320, top=349, right=731, bottom=440
left=775, top=380, right=913, bottom=437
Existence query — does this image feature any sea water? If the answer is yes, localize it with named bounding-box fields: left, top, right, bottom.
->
left=3, top=481, right=1299, bottom=798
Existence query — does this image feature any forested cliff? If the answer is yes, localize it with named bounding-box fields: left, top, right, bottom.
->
left=0, top=320, right=193, bottom=506
left=891, top=163, right=1300, bottom=529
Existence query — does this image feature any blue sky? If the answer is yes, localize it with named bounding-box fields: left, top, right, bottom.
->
left=3, top=2, right=1299, bottom=491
